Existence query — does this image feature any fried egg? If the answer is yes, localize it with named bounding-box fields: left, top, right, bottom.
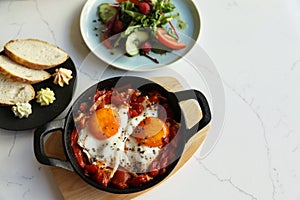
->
left=122, top=116, right=169, bottom=173
left=77, top=104, right=129, bottom=176
left=77, top=98, right=169, bottom=175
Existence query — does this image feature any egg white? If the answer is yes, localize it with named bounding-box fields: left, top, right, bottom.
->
left=77, top=100, right=166, bottom=175
left=122, top=136, right=161, bottom=173
left=125, top=103, right=159, bottom=136
left=120, top=103, right=162, bottom=173
left=77, top=105, right=129, bottom=176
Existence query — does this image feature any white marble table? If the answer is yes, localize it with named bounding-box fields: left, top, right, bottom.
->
left=1, top=0, right=300, bottom=199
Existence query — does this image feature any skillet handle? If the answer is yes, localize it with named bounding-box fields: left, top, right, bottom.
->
left=34, top=119, right=73, bottom=171
left=174, top=89, right=211, bottom=141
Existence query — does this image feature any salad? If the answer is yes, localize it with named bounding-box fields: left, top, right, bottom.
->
left=97, top=0, right=187, bottom=63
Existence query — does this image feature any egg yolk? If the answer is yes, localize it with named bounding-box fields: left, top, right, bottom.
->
left=88, top=108, right=120, bottom=140
left=132, top=117, right=169, bottom=148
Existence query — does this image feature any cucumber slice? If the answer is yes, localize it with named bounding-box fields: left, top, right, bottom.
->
left=98, top=4, right=117, bottom=23
left=126, top=31, right=149, bottom=56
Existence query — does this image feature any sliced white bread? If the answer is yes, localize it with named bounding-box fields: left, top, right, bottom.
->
left=0, top=55, right=51, bottom=84
left=4, top=39, right=69, bottom=70
left=0, top=73, right=35, bottom=106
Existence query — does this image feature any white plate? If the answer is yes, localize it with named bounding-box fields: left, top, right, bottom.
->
left=80, top=0, right=201, bottom=71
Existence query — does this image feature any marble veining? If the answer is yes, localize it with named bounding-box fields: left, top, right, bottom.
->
left=291, top=59, right=300, bottom=71
left=224, top=80, right=275, bottom=199
left=33, top=0, right=57, bottom=44
left=197, top=159, right=258, bottom=200
left=1, top=0, right=300, bottom=199
left=8, top=132, right=17, bottom=157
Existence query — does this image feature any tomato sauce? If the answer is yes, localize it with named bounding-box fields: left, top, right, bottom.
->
left=71, top=87, right=179, bottom=189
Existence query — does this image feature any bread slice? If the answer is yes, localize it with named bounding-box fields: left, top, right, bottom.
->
left=0, top=73, right=35, bottom=106
left=4, top=39, right=69, bottom=70
left=0, top=55, right=51, bottom=84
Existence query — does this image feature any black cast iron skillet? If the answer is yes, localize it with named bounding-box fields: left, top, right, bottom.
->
left=34, top=76, right=211, bottom=194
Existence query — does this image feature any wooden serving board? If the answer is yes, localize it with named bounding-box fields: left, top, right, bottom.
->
left=44, top=77, right=210, bottom=200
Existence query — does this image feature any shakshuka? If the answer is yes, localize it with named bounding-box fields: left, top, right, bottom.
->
left=71, top=85, right=180, bottom=189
